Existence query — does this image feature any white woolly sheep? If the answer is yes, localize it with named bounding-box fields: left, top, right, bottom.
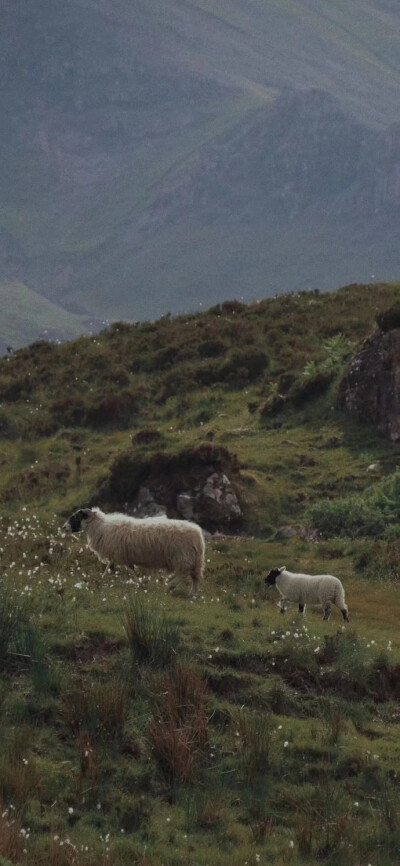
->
left=63, top=507, right=205, bottom=594
left=264, top=566, right=349, bottom=621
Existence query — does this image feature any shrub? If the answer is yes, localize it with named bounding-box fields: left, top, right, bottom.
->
left=290, top=368, right=334, bottom=406
left=306, top=496, right=386, bottom=538
left=132, top=429, right=163, bottom=446
left=219, top=349, right=269, bottom=384
left=0, top=375, right=32, bottom=402
left=355, top=539, right=400, bottom=581
left=210, top=300, right=247, bottom=315
left=124, top=597, right=181, bottom=669
left=319, top=631, right=374, bottom=694
left=376, top=304, right=400, bottom=332
left=198, top=339, right=227, bottom=358
left=49, top=396, right=87, bottom=426
left=372, top=470, right=400, bottom=523
left=85, top=389, right=139, bottom=426
left=0, top=411, right=15, bottom=439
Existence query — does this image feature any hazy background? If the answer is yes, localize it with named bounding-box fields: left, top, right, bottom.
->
left=1, top=0, right=400, bottom=352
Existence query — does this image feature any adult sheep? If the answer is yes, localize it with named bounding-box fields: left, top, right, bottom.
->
left=264, top=566, right=349, bottom=621
left=63, top=507, right=205, bottom=594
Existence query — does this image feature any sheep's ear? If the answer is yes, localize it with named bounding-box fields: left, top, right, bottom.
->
left=279, top=566, right=286, bottom=572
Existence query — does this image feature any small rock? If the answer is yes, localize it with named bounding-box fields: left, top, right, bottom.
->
left=275, top=525, right=300, bottom=540
left=176, top=492, right=195, bottom=520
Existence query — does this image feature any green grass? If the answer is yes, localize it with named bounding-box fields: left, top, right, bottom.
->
left=1, top=284, right=400, bottom=862
left=0, top=281, right=93, bottom=354
left=0, top=518, right=399, bottom=864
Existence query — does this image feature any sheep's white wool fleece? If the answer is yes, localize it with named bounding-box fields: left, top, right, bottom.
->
left=86, top=508, right=205, bottom=584
left=276, top=569, right=346, bottom=608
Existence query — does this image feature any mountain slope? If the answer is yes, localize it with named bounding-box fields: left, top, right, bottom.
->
left=1, top=0, right=400, bottom=337
left=0, top=281, right=101, bottom=355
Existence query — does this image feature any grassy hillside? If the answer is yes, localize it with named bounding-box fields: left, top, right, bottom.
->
left=0, top=282, right=99, bottom=355
left=1, top=284, right=400, bottom=865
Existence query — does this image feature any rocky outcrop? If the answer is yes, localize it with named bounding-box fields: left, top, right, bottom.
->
left=98, top=444, right=244, bottom=533
left=176, top=472, right=242, bottom=531
left=337, top=328, right=400, bottom=440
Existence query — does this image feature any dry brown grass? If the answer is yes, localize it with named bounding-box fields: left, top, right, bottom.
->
left=148, top=667, right=208, bottom=784
left=0, top=802, right=24, bottom=862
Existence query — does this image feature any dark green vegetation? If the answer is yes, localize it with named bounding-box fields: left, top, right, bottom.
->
left=1, top=283, right=400, bottom=864
left=2, top=1, right=400, bottom=349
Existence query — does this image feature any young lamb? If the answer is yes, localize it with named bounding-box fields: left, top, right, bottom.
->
left=63, top=507, right=205, bottom=594
left=264, top=566, right=349, bottom=621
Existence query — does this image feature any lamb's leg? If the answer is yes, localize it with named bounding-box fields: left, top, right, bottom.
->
left=101, top=561, right=114, bottom=579
left=298, top=603, right=305, bottom=615
left=323, top=603, right=331, bottom=621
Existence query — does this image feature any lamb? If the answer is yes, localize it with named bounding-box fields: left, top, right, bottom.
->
left=264, top=566, right=349, bottom=621
left=63, top=507, right=205, bottom=594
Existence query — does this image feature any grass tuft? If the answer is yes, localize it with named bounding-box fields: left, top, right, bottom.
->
left=124, top=596, right=181, bottom=669
left=148, top=667, right=208, bottom=785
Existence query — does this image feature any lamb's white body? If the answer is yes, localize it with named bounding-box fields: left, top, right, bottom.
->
left=266, top=567, right=349, bottom=621
left=67, top=508, right=205, bottom=593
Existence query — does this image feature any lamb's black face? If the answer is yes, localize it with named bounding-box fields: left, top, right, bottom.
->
left=63, top=508, right=92, bottom=533
left=264, top=567, right=282, bottom=587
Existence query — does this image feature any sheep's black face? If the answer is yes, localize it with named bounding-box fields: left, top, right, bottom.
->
left=264, top=568, right=281, bottom=587
left=63, top=508, right=92, bottom=533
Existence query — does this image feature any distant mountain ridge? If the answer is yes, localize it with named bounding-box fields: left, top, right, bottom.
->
left=1, top=0, right=400, bottom=347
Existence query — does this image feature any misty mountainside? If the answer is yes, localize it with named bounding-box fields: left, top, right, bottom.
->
left=1, top=0, right=400, bottom=346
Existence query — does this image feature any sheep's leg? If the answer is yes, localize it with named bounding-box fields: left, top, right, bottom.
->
left=298, top=603, right=305, bottom=615
left=167, top=574, right=180, bottom=590
left=341, top=607, right=349, bottom=622
left=168, top=572, right=192, bottom=597
left=278, top=598, right=287, bottom=614
left=323, top=603, right=331, bottom=621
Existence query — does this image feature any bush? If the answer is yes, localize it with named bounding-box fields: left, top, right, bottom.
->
left=198, top=339, right=227, bottom=358
left=210, top=299, right=247, bottom=315
left=306, top=497, right=386, bottom=538
left=355, top=539, right=400, bottom=581
left=50, top=396, right=87, bottom=426
left=219, top=349, right=269, bottom=385
left=85, top=389, right=140, bottom=426
left=376, top=304, right=400, bottom=332
left=319, top=631, right=374, bottom=693
left=0, top=375, right=32, bottom=402
left=290, top=368, right=334, bottom=406
left=0, top=411, right=15, bottom=439
left=132, top=429, right=163, bottom=446
left=308, top=470, right=400, bottom=539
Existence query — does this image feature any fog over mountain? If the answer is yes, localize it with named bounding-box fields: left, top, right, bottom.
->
left=1, top=0, right=400, bottom=349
